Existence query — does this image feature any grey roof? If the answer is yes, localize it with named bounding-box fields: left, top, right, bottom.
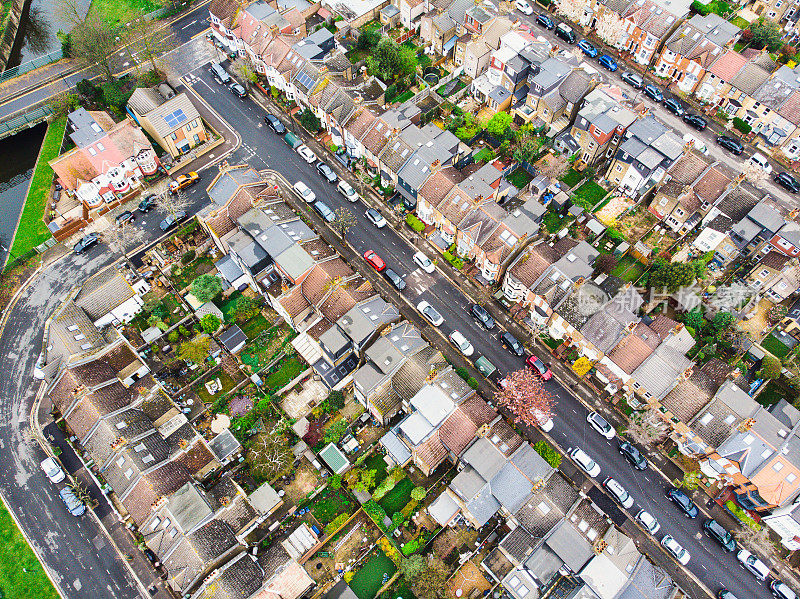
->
left=489, top=85, right=512, bottom=104
left=274, top=244, right=315, bottom=280
left=249, top=482, right=282, bottom=514
left=379, top=138, right=415, bottom=174
left=246, top=0, right=276, bottom=20
left=208, top=167, right=262, bottom=207
left=466, top=5, right=492, bottom=23
left=209, top=429, right=241, bottom=461
left=523, top=544, right=564, bottom=586
left=138, top=93, right=201, bottom=138
left=686, top=13, right=740, bottom=47
left=337, top=296, right=400, bottom=346
left=466, top=486, right=502, bottom=526
left=500, top=526, right=537, bottom=563
left=68, top=108, right=105, bottom=147
left=544, top=520, right=594, bottom=572
left=215, top=255, right=245, bottom=284
left=381, top=3, right=400, bottom=17
left=219, top=325, right=247, bottom=352
left=748, top=199, right=785, bottom=233
left=490, top=462, right=534, bottom=513
left=617, top=557, right=676, bottom=599
left=318, top=325, right=350, bottom=356
left=627, top=116, right=668, bottom=146
left=731, top=62, right=771, bottom=96
left=398, top=151, right=436, bottom=190
left=451, top=465, right=488, bottom=502
left=228, top=231, right=270, bottom=270
left=462, top=437, right=507, bottom=480
left=502, top=199, right=545, bottom=236
left=168, top=483, right=213, bottom=532
left=630, top=329, right=695, bottom=400
left=381, top=429, right=412, bottom=465
left=531, top=58, right=572, bottom=91
left=560, top=69, right=592, bottom=104
left=732, top=218, right=761, bottom=244
left=73, top=269, right=135, bottom=322
left=128, top=87, right=165, bottom=115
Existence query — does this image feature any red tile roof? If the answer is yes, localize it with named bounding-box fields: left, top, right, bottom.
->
left=439, top=409, right=478, bottom=455
left=709, top=50, right=747, bottom=81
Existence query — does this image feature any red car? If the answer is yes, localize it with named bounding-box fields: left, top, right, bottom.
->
left=526, top=355, right=552, bottom=380
left=363, top=250, right=386, bottom=272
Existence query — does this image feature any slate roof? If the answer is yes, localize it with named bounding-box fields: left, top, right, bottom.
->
left=730, top=61, right=771, bottom=96
left=508, top=238, right=576, bottom=289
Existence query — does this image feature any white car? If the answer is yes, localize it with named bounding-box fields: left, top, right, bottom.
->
left=449, top=330, right=474, bottom=356
left=297, top=145, right=317, bottom=163
left=533, top=409, right=554, bottom=432
left=661, top=535, right=690, bottom=565
left=293, top=181, right=316, bottom=203
left=603, top=477, right=634, bottom=509
left=41, top=457, right=66, bottom=483
left=413, top=251, right=435, bottom=273
left=515, top=0, right=533, bottom=14
left=365, top=208, right=387, bottom=228
left=569, top=447, right=601, bottom=478
left=587, top=411, right=615, bottom=439
left=737, top=549, right=770, bottom=581
left=337, top=180, right=359, bottom=202
left=635, top=510, right=660, bottom=535
left=417, top=300, right=444, bottom=327
left=748, top=152, right=773, bottom=175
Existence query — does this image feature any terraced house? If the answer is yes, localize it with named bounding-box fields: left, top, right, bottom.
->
left=603, top=0, right=686, bottom=66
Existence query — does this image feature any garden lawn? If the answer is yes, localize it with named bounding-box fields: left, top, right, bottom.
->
left=9, top=117, right=65, bottom=261
left=395, top=90, right=414, bottom=104
left=506, top=167, right=533, bottom=189
left=610, top=255, right=646, bottom=282
left=0, top=496, right=59, bottom=599
left=729, top=15, right=749, bottom=28
left=560, top=168, right=583, bottom=188
left=262, top=356, right=304, bottom=391
left=196, top=370, right=237, bottom=405
left=240, top=314, right=271, bottom=340
left=543, top=211, right=565, bottom=234
left=308, top=488, right=356, bottom=524
left=762, top=334, right=791, bottom=359
left=473, top=148, right=494, bottom=162
left=217, top=291, right=244, bottom=321
left=170, top=256, right=214, bottom=290
left=88, top=0, right=161, bottom=26
left=756, top=381, right=783, bottom=407
left=361, top=453, right=389, bottom=488
left=349, top=549, right=397, bottom=599
left=572, top=181, right=608, bottom=208
left=378, top=477, right=413, bottom=514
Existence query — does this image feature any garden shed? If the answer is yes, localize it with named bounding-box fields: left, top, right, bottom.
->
left=319, top=443, right=351, bottom=474
left=219, top=325, right=247, bottom=354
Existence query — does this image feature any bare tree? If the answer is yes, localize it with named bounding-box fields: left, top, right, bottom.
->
left=624, top=409, right=665, bottom=446
left=743, top=161, right=768, bottom=186
left=554, top=0, right=591, bottom=27
left=495, top=368, right=554, bottom=427
left=595, top=12, right=626, bottom=47
left=126, top=18, right=177, bottom=74
left=734, top=526, right=776, bottom=557
left=246, top=431, right=292, bottom=481
left=105, top=221, right=146, bottom=269
left=537, top=152, right=572, bottom=180
left=333, top=206, right=358, bottom=242
left=155, top=189, right=191, bottom=220
left=57, top=0, right=85, bottom=28
left=71, top=15, right=119, bottom=82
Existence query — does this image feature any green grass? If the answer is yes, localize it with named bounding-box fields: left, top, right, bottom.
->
left=87, top=0, right=161, bottom=26
left=262, top=356, right=304, bottom=391
left=473, top=148, right=494, bottom=162
left=217, top=291, right=244, bottom=321
left=507, top=167, right=533, bottom=189
left=756, top=381, right=783, bottom=407
left=543, top=211, right=565, bottom=233
left=0, top=0, right=13, bottom=37
left=0, top=496, right=59, bottom=599
left=395, top=90, right=414, bottom=104
left=729, top=15, right=750, bottom=28
left=197, top=370, right=237, bottom=405
left=610, top=255, right=646, bottom=282
left=572, top=181, right=608, bottom=208
left=377, top=477, right=413, bottom=514
left=361, top=453, right=389, bottom=488
left=170, top=256, right=214, bottom=290
left=560, top=168, right=583, bottom=188
left=349, top=549, right=398, bottom=599
left=307, top=488, right=356, bottom=524
left=762, top=334, right=791, bottom=359
left=240, top=314, right=271, bottom=340
left=9, top=117, right=65, bottom=261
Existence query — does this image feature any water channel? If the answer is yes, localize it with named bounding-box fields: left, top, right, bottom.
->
left=10, top=0, right=91, bottom=66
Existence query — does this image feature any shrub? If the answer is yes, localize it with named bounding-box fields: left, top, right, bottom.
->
left=389, top=511, right=405, bottom=531
left=364, top=500, right=388, bottom=529
left=299, top=108, right=321, bottom=132
left=255, top=396, right=272, bottom=413
left=725, top=500, right=762, bottom=530
left=759, top=354, right=782, bottom=379
left=181, top=249, right=196, bottom=265
left=455, top=367, right=469, bottom=380
left=179, top=325, right=190, bottom=337
left=406, top=213, right=426, bottom=233
left=733, top=117, right=752, bottom=134
left=402, top=538, right=422, bottom=555
left=168, top=330, right=179, bottom=342
left=691, top=0, right=712, bottom=14
left=200, top=314, right=221, bottom=334
left=329, top=473, right=343, bottom=489
left=467, top=377, right=479, bottom=389
left=534, top=440, right=562, bottom=468
left=372, top=476, right=397, bottom=501
left=411, top=487, right=426, bottom=501
left=327, top=390, right=345, bottom=410
left=324, top=513, right=350, bottom=535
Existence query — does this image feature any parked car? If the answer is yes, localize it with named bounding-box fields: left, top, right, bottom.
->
left=555, top=23, right=575, bottom=43
left=449, top=330, right=474, bottom=356
left=770, top=581, right=797, bottom=599
left=159, top=210, right=187, bottom=231
left=603, top=477, right=634, bottom=508
left=664, top=98, right=685, bottom=116
left=365, top=208, right=387, bottom=228
left=577, top=39, right=598, bottom=57
left=526, top=355, right=552, bottom=379
left=383, top=268, right=406, bottom=291
left=618, top=440, right=647, bottom=470
left=682, top=113, right=707, bottom=130
left=138, top=194, right=157, bottom=212
left=536, top=14, right=554, bottom=28
left=748, top=152, right=773, bottom=174
left=470, top=303, right=495, bottom=329
left=316, top=161, right=338, bottom=183
left=661, top=535, right=690, bottom=565
left=209, top=62, right=230, bottom=84
left=569, top=447, right=601, bottom=477
left=228, top=81, right=247, bottom=98
left=313, top=201, right=336, bottom=222
left=718, top=590, right=739, bottom=599
left=417, top=300, right=444, bottom=327
left=515, top=0, right=533, bottom=14
left=73, top=233, right=99, bottom=254
left=297, top=145, right=317, bottom=163
left=737, top=549, right=770, bottom=581
left=413, top=251, right=435, bottom=273
left=586, top=411, right=615, bottom=439
left=363, top=250, right=386, bottom=272
left=293, top=181, right=316, bottom=203
left=666, top=486, right=699, bottom=518
left=115, top=210, right=135, bottom=227
left=169, top=171, right=199, bottom=193
left=716, top=135, right=744, bottom=155
left=703, top=518, right=736, bottom=551
left=621, top=71, right=644, bottom=88
left=635, top=509, right=660, bottom=535
left=40, top=457, right=65, bottom=483
left=598, top=55, right=617, bottom=71
left=500, top=331, right=525, bottom=356
left=337, top=180, right=359, bottom=202
left=59, top=486, right=86, bottom=516
left=775, top=171, right=800, bottom=193
left=264, top=113, right=285, bottom=133
left=644, top=83, right=663, bottom=102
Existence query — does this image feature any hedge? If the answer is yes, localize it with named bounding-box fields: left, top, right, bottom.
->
left=733, top=117, right=752, bottom=134
left=406, top=214, right=426, bottom=233
left=325, top=513, right=350, bottom=535
left=401, top=537, right=423, bottom=555
left=725, top=500, right=761, bottom=530
left=534, top=440, right=562, bottom=468
left=443, top=250, right=465, bottom=269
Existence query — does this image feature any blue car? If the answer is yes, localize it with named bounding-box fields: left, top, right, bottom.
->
left=577, top=39, right=598, bottom=57
left=536, top=14, right=554, bottom=29
left=598, top=54, right=618, bottom=71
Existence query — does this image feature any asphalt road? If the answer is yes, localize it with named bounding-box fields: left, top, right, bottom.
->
left=187, top=62, right=780, bottom=598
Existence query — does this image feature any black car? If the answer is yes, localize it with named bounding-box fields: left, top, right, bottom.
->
left=682, top=113, right=707, bottom=130
left=159, top=210, right=188, bottom=231
left=73, top=233, right=99, bottom=254
left=644, top=83, right=663, bottom=102
left=383, top=268, right=406, bottom=291
left=621, top=71, right=644, bottom=89
left=115, top=210, right=135, bottom=226
left=500, top=332, right=525, bottom=356
left=716, top=135, right=744, bottom=155
left=555, top=23, right=575, bottom=44
left=663, top=98, right=685, bottom=116
left=316, top=161, right=338, bottom=183
left=703, top=518, right=736, bottom=551
left=229, top=81, right=247, bottom=98
left=618, top=440, right=647, bottom=470
left=138, top=194, right=157, bottom=212
left=470, top=303, right=495, bottom=330
left=264, top=113, right=285, bottom=134
left=775, top=171, right=800, bottom=193
left=536, top=14, right=554, bottom=29
left=666, top=487, right=699, bottom=518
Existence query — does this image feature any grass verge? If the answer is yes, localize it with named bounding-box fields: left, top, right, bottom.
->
left=0, top=495, right=59, bottom=599
left=10, top=117, right=66, bottom=259
left=87, top=0, right=161, bottom=26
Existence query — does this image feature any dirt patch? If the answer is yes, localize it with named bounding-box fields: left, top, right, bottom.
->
left=0, top=254, right=41, bottom=311
left=304, top=513, right=380, bottom=585
left=616, top=207, right=657, bottom=241
left=739, top=298, right=772, bottom=340
left=280, top=460, right=324, bottom=505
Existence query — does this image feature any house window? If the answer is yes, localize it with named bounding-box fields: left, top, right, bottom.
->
left=88, top=147, right=97, bottom=156
left=759, top=269, right=770, bottom=278
left=170, top=132, right=178, bottom=141
left=191, top=119, right=199, bottom=128
left=193, top=134, right=200, bottom=144
left=774, top=462, right=785, bottom=472
left=615, top=164, right=623, bottom=172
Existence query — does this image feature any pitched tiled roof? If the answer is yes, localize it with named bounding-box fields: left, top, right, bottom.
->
left=607, top=322, right=661, bottom=374
left=692, top=166, right=732, bottom=206
left=209, top=0, right=239, bottom=21
left=460, top=395, right=497, bottom=426
left=779, top=90, right=800, bottom=126
left=730, top=61, right=771, bottom=95
left=439, top=409, right=479, bottom=455
left=649, top=315, right=679, bottom=339
left=419, top=168, right=460, bottom=208
left=345, top=109, right=377, bottom=141
left=761, top=250, right=791, bottom=270
left=362, top=119, right=392, bottom=156
left=438, top=187, right=476, bottom=226
left=416, top=433, right=449, bottom=468
left=667, top=151, right=711, bottom=184
left=709, top=50, right=747, bottom=81
left=508, top=238, right=576, bottom=289
left=488, top=419, right=523, bottom=456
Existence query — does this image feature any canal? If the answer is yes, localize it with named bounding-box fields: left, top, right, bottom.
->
left=10, top=0, right=91, bottom=66
left=0, top=123, right=46, bottom=266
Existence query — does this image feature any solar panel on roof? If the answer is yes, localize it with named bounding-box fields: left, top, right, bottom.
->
left=296, top=71, right=315, bottom=91
left=164, top=108, right=188, bottom=129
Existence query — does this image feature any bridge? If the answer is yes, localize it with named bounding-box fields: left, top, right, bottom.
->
left=0, top=105, right=53, bottom=140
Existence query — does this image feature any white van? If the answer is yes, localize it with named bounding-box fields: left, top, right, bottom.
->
left=748, top=152, right=773, bottom=174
